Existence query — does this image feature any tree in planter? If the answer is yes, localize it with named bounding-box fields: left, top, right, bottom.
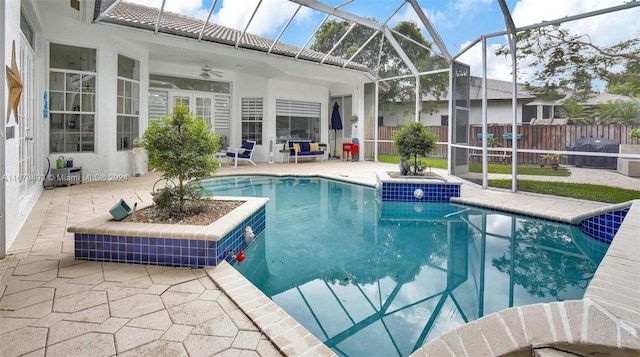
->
left=141, top=103, right=220, bottom=220
left=393, top=121, right=438, bottom=175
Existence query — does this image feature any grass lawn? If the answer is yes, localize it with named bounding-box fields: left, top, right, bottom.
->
left=377, top=154, right=639, bottom=203
left=476, top=180, right=640, bottom=204
left=378, top=155, right=569, bottom=175
left=468, top=163, right=570, bottom=176
left=378, top=154, right=448, bottom=169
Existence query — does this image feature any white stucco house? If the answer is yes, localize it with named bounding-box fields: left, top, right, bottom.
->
left=1, top=0, right=384, bottom=256
left=380, top=77, right=557, bottom=127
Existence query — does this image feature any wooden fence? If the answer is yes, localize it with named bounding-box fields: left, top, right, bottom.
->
left=375, top=124, right=639, bottom=164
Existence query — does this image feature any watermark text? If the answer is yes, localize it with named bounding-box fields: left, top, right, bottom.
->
left=2, top=173, right=129, bottom=182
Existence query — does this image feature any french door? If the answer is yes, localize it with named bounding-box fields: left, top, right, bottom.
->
left=170, top=93, right=213, bottom=127
left=169, top=92, right=230, bottom=148
left=19, top=36, right=36, bottom=196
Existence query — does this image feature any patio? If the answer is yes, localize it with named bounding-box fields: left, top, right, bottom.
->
left=1, top=161, right=638, bottom=356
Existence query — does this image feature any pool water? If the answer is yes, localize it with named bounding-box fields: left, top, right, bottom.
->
left=200, top=176, right=608, bottom=357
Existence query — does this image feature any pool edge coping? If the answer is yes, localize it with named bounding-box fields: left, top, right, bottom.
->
left=206, top=261, right=338, bottom=356
left=67, top=196, right=268, bottom=240
left=414, top=199, right=640, bottom=356
left=201, top=174, right=639, bottom=356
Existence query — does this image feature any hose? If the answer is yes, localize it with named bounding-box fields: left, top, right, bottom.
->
left=43, top=157, right=56, bottom=190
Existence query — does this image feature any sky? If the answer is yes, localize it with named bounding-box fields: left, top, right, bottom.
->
left=129, top=0, right=639, bottom=85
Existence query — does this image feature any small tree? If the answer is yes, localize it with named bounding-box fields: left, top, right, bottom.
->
left=141, top=103, right=220, bottom=219
left=393, top=121, right=438, bottom=175
left=629, top=128, right=640, bottom=143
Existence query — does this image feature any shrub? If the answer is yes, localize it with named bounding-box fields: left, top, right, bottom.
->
left=629, top=128, right=640, bottom=140
left=141, top=103, right=220, bottom=219
left=393, top=122, right=438, bottom=175
left=408, top=157, right=432, bottom=173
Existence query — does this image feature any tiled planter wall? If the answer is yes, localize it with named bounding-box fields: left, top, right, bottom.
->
left=380, top=181, right=461, bottom=202
left=69, top=198, right=268, bottom=269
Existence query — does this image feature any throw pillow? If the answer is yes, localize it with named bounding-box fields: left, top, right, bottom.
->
left=293, top=143, right=301, bottom=152
left=300, top=141, right=311, bottom=152
left=241, top=141, right=253, bottom=155
left=310, top=142, right=319, bottom=151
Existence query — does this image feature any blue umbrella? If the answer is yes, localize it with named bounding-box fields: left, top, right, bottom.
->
left=330, top=102, right=343, bottom=158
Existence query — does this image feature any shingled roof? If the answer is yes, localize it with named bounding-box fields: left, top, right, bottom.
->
left=417, top=76, right=536, bottom=102
left=94, top=1, right=373, bottom=74
left=467, top=77, right=536, bottom=101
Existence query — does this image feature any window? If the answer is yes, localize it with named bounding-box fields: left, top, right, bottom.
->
left=149, top=74, right=230, bottom=94
left=149, top=90, right=168, bottom=122
left=214, top=95, right=230, bottom=148
left=117, top=55, right=140, bottom=150
left=440, top=115, right=449, bottom=126
left=522, top=105, right=536, bottom=124
left=241, top=97, right=263, bottom=145
left=276, top=99, right=321, bottom=143
left=20, top=12, right=34, bottom=48
left=49, top=43, right=96, bottom=153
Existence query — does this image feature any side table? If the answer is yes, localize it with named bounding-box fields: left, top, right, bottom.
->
left=279, top=150, right=289, bottom=163
left=51, top=166, right=83, bottom=187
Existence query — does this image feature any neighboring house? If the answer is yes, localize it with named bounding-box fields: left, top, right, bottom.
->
left=552, top=92, right=640, bottom=124
left=1, top=0, right=378, bottom=255
left=570, top=92, right=640, bottom=106
left=381, top=77, right=555, bottom=126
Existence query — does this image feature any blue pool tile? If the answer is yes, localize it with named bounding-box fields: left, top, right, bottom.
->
left=578, top=208, right=629, bottom=244
left=74, top=200, right=268, bottom=269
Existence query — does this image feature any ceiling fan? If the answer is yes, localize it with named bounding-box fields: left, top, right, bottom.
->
left=199, top=64, right=223, bottom=79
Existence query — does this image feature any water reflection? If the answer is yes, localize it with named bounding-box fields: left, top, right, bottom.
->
left=202, top=177, right=608, bottom=357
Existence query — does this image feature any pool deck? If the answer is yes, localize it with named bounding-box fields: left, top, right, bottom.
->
left=1, top=160, right=638, bottom=356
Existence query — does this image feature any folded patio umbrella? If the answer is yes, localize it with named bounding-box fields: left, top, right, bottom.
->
left=330, top=102, right=343, bottom=159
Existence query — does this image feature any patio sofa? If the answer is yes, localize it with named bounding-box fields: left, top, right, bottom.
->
left=287, top=140, right=325, bottom=164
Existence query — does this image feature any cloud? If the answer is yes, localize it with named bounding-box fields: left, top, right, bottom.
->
left=139, top=0, right=210, bottom=20
left=213, top=0, right=312, bottom=37
left=393, top=0, right=491, bottom=29
left=457, top=40, right=514, bottom=82
left=510, top=0, right=639, bottom=46
left=458, top=0, right=638, bottom=85
left=128, top=0, right=313, bottom=38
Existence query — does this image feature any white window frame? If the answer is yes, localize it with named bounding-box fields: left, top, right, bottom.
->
left=116, top=54, right=140, bottom=151
left=275, top=99, right=322, bottom=144
left=241, top=97, right=263, bottom=145
left=48, top=44, right=97, bottom=153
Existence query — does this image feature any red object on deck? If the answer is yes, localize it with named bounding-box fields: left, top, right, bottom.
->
left=237, top=250, right=245, bottom=262
left=342, top=143, right=359, bottom=161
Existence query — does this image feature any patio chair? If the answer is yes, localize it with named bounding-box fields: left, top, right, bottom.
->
left=226, top=140, right=257, bottom=167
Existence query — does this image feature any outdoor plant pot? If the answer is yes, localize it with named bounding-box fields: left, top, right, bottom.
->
left=540, top=154, right=565, bottom=171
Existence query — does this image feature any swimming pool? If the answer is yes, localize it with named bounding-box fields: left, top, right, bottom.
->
left=200, top=176, right=609, bottom=357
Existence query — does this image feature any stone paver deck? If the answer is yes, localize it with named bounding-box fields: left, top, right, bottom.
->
left=1, top=161, right=638, bottom=356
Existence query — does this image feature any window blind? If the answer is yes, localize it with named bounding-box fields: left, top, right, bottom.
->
left=214, top=95, right=230, bottom=130
left=241, top=97, right=263, bottom=121
left=148, top=90, right=168, bottom=122
left=276, top=99, right=321, bottom=118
